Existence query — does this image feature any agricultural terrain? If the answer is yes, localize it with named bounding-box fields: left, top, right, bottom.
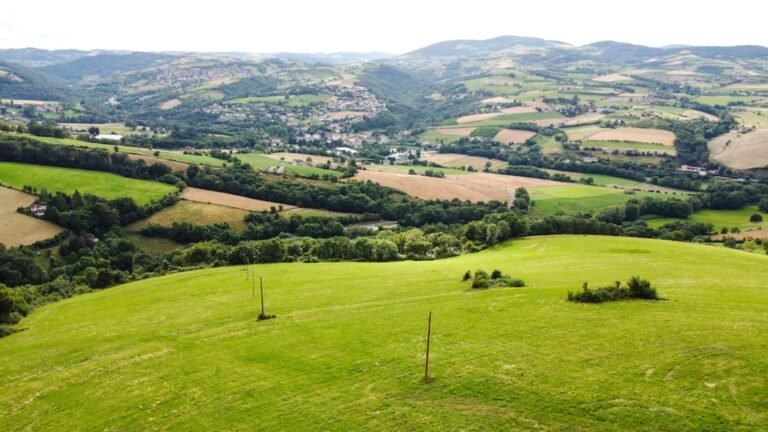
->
left=0, top=186, right=63, bottom=246
left=0, top=162, right=176, bottom=205
left=1, top=236, right=767, bottom=430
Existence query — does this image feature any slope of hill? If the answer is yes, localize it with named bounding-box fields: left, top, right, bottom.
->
left=40, top=52, right=176, bottom=81
left=0, top=60, right=72, bottom=100
left=1, top=236, right=767, bottom=430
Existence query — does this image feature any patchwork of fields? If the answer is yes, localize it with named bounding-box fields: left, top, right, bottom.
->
left=2, top=236, right=767, bottom=430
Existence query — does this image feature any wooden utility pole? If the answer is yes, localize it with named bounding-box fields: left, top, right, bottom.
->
left=259, top=276, right=265, bottom=317
left=424, top=310, right=433, bottom=381
left=251, top=269, right=256, bottom=298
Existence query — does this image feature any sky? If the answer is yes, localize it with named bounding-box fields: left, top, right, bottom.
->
left=2, top=0, right=768, bottom=54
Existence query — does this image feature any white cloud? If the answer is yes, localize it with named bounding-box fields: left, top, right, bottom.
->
left=2, top=0, right=767, bottom=53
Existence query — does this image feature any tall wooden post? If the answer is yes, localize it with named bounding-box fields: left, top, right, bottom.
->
left=251, top=269, right=256, bottom=298
left=259, top=276, right=265, bottom=317
left=424, top=311, right=432, bottom=381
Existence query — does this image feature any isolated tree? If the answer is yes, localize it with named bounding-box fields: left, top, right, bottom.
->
left=750, top=213, right=763, bottom=223
left=88, top=126, right=100, bottom=135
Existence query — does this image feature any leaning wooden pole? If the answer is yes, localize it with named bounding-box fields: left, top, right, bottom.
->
left=424, top=311, right=432, bottom=381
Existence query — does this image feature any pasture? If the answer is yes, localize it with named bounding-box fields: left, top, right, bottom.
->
left=2, top=236, right=768, bottom=430
left=646, top=205, right=767, bottom=232
left=529, top=185, right=659, bottom=215
left=0, top=162, right=176, bottom=205
left=236, top=153, right=342, bottom=178
left=0, top=186, right=64, bottom=247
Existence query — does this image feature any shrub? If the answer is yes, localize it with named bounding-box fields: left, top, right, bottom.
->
left=750, top=213, right=763, bottom=223
left=462, top=271, right=472, bottom=281
left=470, top=270, right=524, bottom=289
left=567, top=277, right=658, bottom=303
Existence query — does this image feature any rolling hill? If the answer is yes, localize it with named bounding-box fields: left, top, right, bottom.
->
left=1, top=236, right=767, bottom=430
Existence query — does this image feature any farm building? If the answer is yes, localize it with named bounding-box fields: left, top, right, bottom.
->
left=95, top=134, right=123, bottom=142
left=678, top=165, right=707, bottom=176
left=30, top=204, right=47, bottom=217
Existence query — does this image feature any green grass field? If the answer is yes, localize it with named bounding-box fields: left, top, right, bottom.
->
left=2, top=132, right=225, bottom=167
left=530, top=185, right=659, bottom=215
left=417, top=129, right=465, bottom=144
left=229, top=94, right=330, bottom=107
left=582, top=140, right=676, bottom=154
left=236, top=153, right=342, bottom=178
left=1, top=236, right=767, bottom=430
left=0, top=162, right=176, bottom=205
left=646, top=205, right=767, bottom=231
left=368, top=163, right=469, bottom=176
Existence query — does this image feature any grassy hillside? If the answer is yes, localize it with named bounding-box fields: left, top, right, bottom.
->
left=1, top=236, right=767, bottom=430
left=0, top=162, right=176, bottom=205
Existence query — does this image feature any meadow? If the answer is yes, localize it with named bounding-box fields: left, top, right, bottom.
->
left=0, top=162, right=176, bottom=205
left=645, top=205, right=766, bottom=232
left=1, top=236, right=767, bottom=430
left=236, top=153, right=342, bottom=178
left=530, top=185, right=659, bottom=215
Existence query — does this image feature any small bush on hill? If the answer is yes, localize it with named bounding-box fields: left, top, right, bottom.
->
left=470, top=269, right=525, bottom=289
left=567, top=277, right=658, bottom=303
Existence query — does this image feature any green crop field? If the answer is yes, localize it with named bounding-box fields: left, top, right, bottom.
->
left=0, top=162, right=176, bottom=205
left=582, top=140, right=676, bottom=153
left=1, top=236, right=767, bottom=430
left=646, top=205, right=767, bottom=231
left=236, top=153, right=342, bottom=178
left=2, top=132, right=226, bottom=167
left=229, top=94, right=330, bottom=107
left=530, top=185, right=660, bottom=215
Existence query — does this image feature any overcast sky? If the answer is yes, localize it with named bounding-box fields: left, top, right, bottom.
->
left=2, top=1, right=767, bottom=54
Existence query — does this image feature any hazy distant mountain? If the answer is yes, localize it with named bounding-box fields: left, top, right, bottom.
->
left=270, top=52, right=395, bottom=64
left=403, top=35, right=570, bottom=58
left=0, top=60, right=72, bottom=100
left=40, top=52, right=176, bottom=81
left=0, top=48, right=94, bottom=68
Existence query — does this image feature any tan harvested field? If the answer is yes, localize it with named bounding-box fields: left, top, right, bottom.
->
left=500, top=106, right=537, bottom=114
left=327, top=111, right=368, bottom=120
left=267, top=152, right=335, bottom=165
left=181, top=187, right=296, bottom=212
left=127, top=154, right=190, bottom=172
left=159, top=98, right=182, bottom=110
left=708, top=130, right=768, bottom=170
left=354, top=170, right=562, bottom=202
left=436, top=127, right=475, bottom=137
left=711, top=229, right=768, bottom=241
left=561, top=113, right=606, bottom=126
left=565, top=125, right=605, bottom=141
left=130, top=200, right=250, bottom=232
left=481, top=96, right=515, bottom=104
left=593, top=73, right=632, bottom=83
left=683, top=109, right=718, bottom=121
left=493, top=129, right=537, bottom=144
left=587, top=127, right=676, bottom=146
left=456, top=112, right=502, bottom=124
left=0, top=186, right=64, bottom=247
left=421, top=152, right=506, bottom=170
